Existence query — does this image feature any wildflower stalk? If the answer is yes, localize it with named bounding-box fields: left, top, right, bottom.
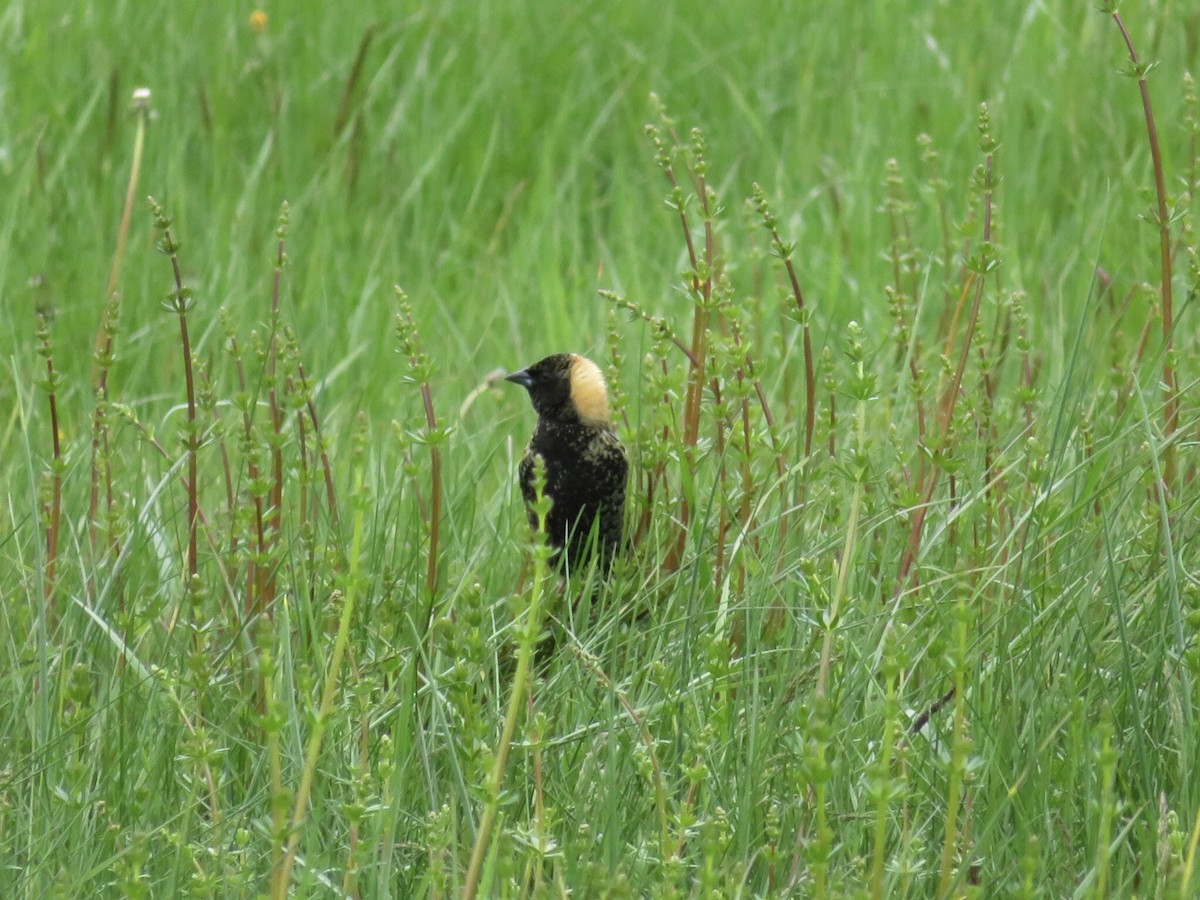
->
left=36, top=315, right=63, bottom=610
left=395, top=287, right=443, bottom=602
left=297, top=361, right=341, bottom=529
left=646, top=104, right=716, bottom=570
left=599, top=290, right=698, bottom=367
left=150, top=197, right=200, bottom=579
left=90, top=88, right=149, bottom=573
left=1106, top=7, right=1178, bottom=487
left=227, top=329, right=266, bottom=617
left=262, top=204, right=289, bottom=618
left=752, top=183, right=817, bottom=459
left=898, top=104, right=997, bottom=592
left=818, top=321, right=870, bottom=699
left=684, top=127, right=715, bottom=455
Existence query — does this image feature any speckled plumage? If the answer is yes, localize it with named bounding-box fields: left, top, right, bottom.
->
left=506, top=354, right=628, bottom=574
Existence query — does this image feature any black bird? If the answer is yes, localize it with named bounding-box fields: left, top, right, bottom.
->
left=505, top=353, right=628, bottom=575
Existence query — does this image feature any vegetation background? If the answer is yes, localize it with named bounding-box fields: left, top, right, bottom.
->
left=2, top=0, right=1199, bottom=896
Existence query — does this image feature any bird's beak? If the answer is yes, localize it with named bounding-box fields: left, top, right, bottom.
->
left=504, top=368, right=534, bottom=389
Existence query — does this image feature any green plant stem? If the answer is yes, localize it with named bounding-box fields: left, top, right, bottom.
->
left=265, top=654, right=285, bottom=888
left=578, top=648, right=671, bottom=858
left=817, top=380, right=866, bottom=699
left=461, top=508, right=551, bottom=900
left=1092, top=722, right=1117, bottom=899
left=94, top=93, right=147, bottom=375
left=869, top=671, right=899, bottom=900
left=272, top=464, right=366, bottom=899
left=1181, top=805, right=1200, bottom=895
left=936, top=600, right=970, bottom=898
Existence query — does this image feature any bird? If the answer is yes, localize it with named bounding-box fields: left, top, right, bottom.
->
left=505, top=353, right=628, bottom=576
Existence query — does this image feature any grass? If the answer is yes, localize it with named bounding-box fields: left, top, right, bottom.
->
left=3, top=0, right=1200, bottom=896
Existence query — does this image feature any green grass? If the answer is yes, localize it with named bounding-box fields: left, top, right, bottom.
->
left=3, top=0, right=1200, bottom=896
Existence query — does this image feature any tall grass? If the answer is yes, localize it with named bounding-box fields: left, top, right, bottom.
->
left=2, top=1, right=1199, bottom=896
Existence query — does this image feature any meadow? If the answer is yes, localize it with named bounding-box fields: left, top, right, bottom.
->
left=2, top=0, right=1200, bottom=895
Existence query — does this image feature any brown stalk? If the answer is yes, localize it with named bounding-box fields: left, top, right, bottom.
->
left=178, top=319, right=199, bottom=580
left=632, top=353, right=674, bottom=548
left=884, top=162, right=920, bottom=331
left=920, top=135, right=957, bottom=311
left=102, top=70, right=120, bottom=155
left=896, top=112, right=997, bottom=593
left=650, top=131, right=708, bottom=570
left=909, top=356, right=927, bottom=449
left=394, top=290, right=442, bottom=602
left=37, top=317, right=62, bottom=611
left=1110, top=10, right=1178, bottom=487
left=207, top=364, right=235, bottom=530
left=150, top=200, right=201, bottom=580
left=87, top=376, right=117, bottom=583
left=420, top=380, right=442, bottom=600
left=90, top=91, right=149, bottom=576
left=334, top=24, right=377, bottom=138
left=753, top=184, right=817, bottom=459
left=93, top=90, right=148, bottom=382
left=732, top=334, right=785, bottom=481
left=115, top=413, right=224, bottom=556
left=736, top=373, right=754, bottom=596
left=685, top=164, right=714, bottom=452
left=297, top=361, right=341, bottom=529
left=292, top=377, right=309, bottom=530
left=711, top=378, right=728, bottom=590
left=229, top=341, right=265, bottom=619
left=601, top=291, right=699, bottom=367
left=262, top=229, right=287, bottom=619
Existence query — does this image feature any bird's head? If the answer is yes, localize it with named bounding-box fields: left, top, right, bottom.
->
left=505, top=353, right=611, bottom=427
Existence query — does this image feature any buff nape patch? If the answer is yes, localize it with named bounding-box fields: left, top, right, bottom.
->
left=569, top=356, right=611, bottom=426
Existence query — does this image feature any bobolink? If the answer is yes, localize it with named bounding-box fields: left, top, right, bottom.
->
left=506, top=353, right=628, bottom=575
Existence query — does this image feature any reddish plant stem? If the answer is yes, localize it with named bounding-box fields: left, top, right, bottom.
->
left=897, top=137, right=995, bottom=593
left=633, top=354, right=673, bottom=548
left=39, top=320, right=62, bottom=610
left=297, top=362, right=341, bottom=529
left=263, top=236, right=286, bottom=619
left=658, top=159, right=707, bottom=571
left=421, top=382, right=442, bottom=599
left=712, top=378, right=728, bottom=590
left=160, top=227, right=201, bottom=580
left=230, top=346, right=264, bottom=619
left=1111, top=11, right=1178, bottom=486
left=754, top=198, right=817, bottom=460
